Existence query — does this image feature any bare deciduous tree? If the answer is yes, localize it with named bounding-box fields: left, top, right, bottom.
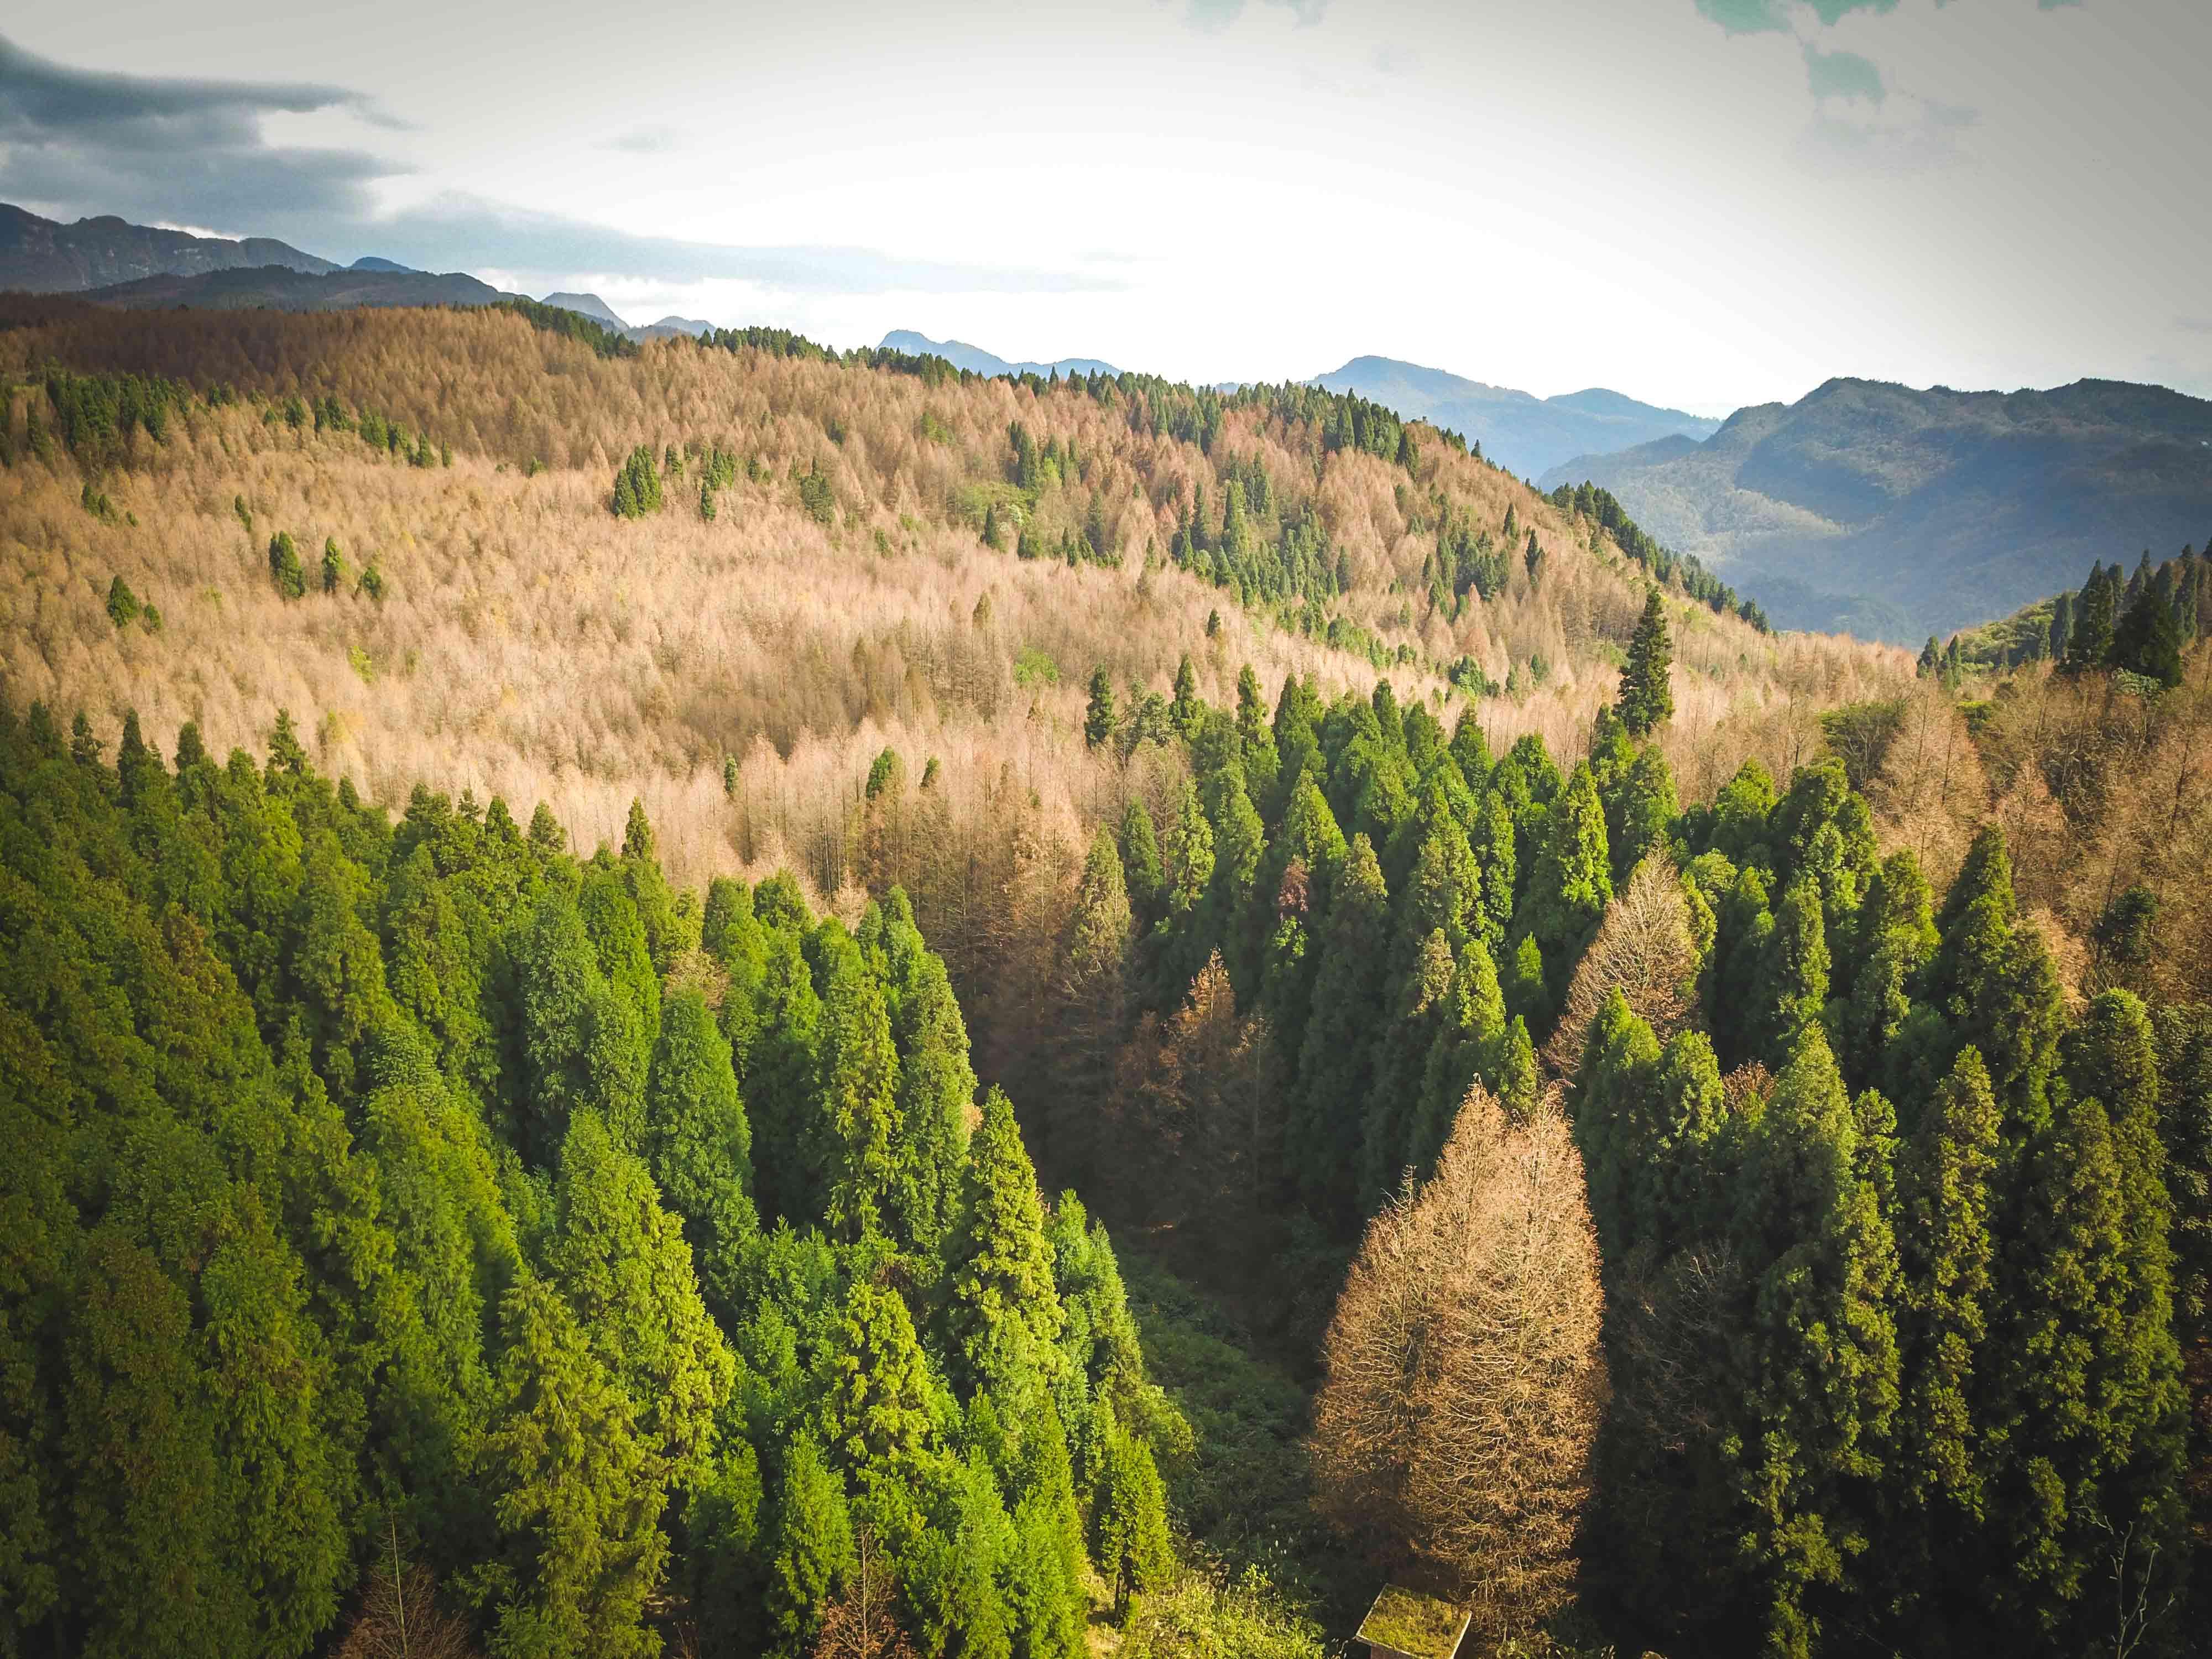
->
left=812, top=1528, right=919, bottom=1659
left=1311, top=1085, right=1608, bottom=1639
left=333, top=1528, right=477, bottom=1659
left=1545, top=854, right=1699, bottom=1076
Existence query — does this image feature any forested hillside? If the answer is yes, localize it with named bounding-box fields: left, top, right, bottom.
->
left=4, top=298, right=2211, bottom=1658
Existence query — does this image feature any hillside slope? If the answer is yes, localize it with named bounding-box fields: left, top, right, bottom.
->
left=1539, top=375, right=2212, bottom=640
left=0, top=300, right=1893, bottom=901
left=1313, top=354, right=1720, bottom=479
left=0, top=201, right=337, bottom=290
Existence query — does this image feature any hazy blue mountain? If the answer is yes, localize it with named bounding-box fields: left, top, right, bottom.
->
left=0, top=202, right=337, bottom=292
left=1311, top=355, right=1721, bottom=479
left=83, top=265, right=511, bottom=312
left=349, top=255, right=417, bottom=273
left=880, top=329, right=1120, bottom=379
left=541, top=291, right=630, bottom=331
left=1538, top=377, right=2212, bottom=640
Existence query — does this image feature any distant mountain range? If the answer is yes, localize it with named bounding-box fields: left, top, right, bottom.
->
left=0, top=204, right=337, bottom=291
left=1312, top=356, right=1723, bottom=481
left=1537, top=378, right=2212, bottom=640
left=80, top=264, right=512, bottom=312
left=879, top=330, right=1121, bottom=380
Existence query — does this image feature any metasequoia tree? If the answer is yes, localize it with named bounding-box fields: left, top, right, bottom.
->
left=1311, top=1086, right=1606, bottom=1639
left=1544, top=853, right=1698, bottom=1075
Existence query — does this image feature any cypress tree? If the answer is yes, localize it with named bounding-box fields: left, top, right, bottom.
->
left=1890, top=1047, right=2000, bottom=1632
left=2061, top=564, right=2118, bottom=675
left=813, top=930, right=904, bottom=1240
left=944, top=1088, right=1065, bottom=1404
left=475, top=1275, right=669, bottom=1659
left=1117, top=799, right=1164, bottom=932
left=1289, top=835, right=1391, bottom=1228
left=1090, top=1406, right=1171, bottom=1618
left=643, top=988, right=758, bottom=1322
left=1522, top=764, right=1612, bottom=1013
left=1618, top=587, right=1675, bottom=735
left=2111, top=578, right=2185, bottom=687
left=769, top=1433, right=856, bottom=1653
left=1084, top=669, right=1118, bottom=749
left=1728, top=1029, right=1901, bottom=1656
left=546, top=1110, right=736, bottom=1491
left=268, top=531, right=305, bottom=599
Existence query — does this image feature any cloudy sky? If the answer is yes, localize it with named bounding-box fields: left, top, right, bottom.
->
left=4, top=0, right=2208, bottom=413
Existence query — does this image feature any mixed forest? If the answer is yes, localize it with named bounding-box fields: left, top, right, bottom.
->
left=1, top=297, right=2210, bottom=1658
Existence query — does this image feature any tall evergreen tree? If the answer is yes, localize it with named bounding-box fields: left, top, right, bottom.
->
left=1618, top=587, right=1675, bottom=736
left=473, top=1275, right=669, bottom=1659
left=944, top=1089, right=1065, bottom=1405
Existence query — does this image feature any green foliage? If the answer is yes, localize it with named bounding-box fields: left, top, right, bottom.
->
left=945, top=1089, right=1065, bottom=1403
left=493, top=296, right=640, bottom=358
left=1616, top=587, right=1675, bottom=735
left=268, top=530, right=306, bottom=598
left=103, top=574, right=140, bottom=628
left=472, top=1276, right=669, bottom=1659
left=610, top=445, right=663, bottom=518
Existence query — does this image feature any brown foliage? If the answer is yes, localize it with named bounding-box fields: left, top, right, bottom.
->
left=0, top=300, right=1914, bottom=1099
left=1545, top=854, right=1699, bottom=1076
left=333, top=1554, right=477, bottom=1659
left=1108, top=952, right=1277, bottom=1243
left=1311, top=1086, right=1607, bottom=1638
left=811, top=1531, right=919, bottom=1659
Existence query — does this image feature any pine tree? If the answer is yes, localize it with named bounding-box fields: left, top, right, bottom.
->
left=1618, top=587, right=1675, bottom=735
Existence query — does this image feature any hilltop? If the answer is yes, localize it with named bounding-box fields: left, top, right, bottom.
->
left=1540, top=375, right=2212, bottom=640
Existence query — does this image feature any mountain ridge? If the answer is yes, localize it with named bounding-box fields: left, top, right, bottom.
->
left=1308, top=354, right=1722, bottom=480
left=0, top=202, right=337, bottom=292
left=1538, top=374, right=2212, bottom=640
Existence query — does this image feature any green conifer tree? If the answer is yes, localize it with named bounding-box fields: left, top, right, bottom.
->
left=944, top=1088, right=1065, bottom=1404
left=1618, top=587, right=1675, bottom=735
left=474, top=1275, right=669, bottom=1659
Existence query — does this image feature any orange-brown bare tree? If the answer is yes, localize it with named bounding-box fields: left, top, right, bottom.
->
left=1544, top=853, right=1701, bottom=1076
left=1311, top=1084, right=1608, bottom=1640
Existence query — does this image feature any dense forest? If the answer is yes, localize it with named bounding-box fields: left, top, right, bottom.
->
left=3, top=300, right=2211, bottom=1657
left=0, top=698, right=1194, bottom=1658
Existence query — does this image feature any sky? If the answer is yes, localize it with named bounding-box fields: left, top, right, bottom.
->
left=4, top=0, right=2209, bottom=415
